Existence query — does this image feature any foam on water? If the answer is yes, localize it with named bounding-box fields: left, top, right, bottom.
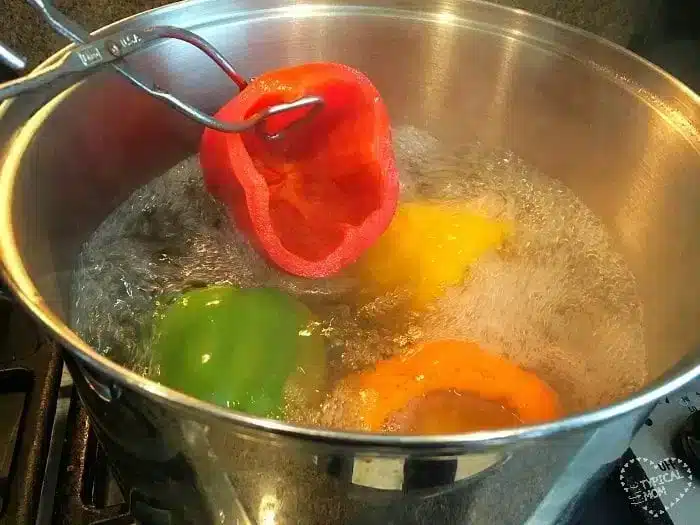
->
left=418, top=150, right=646, bottom=412
left=70, top=126, right=646, bottom=425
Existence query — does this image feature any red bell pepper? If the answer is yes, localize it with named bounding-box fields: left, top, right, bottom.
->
left=199, top=62, right=399, bottom=278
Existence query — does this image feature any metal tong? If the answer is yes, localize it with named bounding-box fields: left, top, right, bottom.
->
left=0, top=0, right=323, bottom=137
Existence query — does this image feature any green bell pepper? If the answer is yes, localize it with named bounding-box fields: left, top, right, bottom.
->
left=148, top=286, right=325, bottom=418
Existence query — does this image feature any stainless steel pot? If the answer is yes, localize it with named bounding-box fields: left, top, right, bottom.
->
left=2, top=1, right=700, bottom=524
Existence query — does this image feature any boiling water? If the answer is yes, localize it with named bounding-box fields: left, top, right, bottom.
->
left=70, top=126, right=647, bottom=427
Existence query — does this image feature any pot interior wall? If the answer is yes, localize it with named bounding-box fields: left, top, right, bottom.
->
left=3, top=1, right=700, bottom=399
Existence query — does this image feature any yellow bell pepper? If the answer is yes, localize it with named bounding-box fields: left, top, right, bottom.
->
left=356, top=201, right=510, bottom=308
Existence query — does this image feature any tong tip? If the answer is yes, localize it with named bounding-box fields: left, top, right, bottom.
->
left=0, top=42, right=27, bottom=72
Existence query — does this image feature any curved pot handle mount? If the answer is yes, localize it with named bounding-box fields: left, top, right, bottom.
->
left=77, top=362, right=122, bottom=403
left=317, top=449, right=511, bottom=501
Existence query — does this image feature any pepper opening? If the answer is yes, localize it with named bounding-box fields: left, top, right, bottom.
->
left=241, top=81, right=384, bottom=262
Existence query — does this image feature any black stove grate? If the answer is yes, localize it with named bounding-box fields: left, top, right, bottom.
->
left=0, top=288, right=62, bottom=525
left=51, top=392, right=131, bottom=525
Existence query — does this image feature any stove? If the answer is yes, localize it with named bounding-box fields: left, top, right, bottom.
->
left=0, top=287, right=61, bottom=525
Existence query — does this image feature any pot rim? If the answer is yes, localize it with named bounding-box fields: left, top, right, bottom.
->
left=2, top=0, right=700, bottom=452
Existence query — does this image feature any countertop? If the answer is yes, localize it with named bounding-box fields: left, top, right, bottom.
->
left=2, top=0, right=660, bottom=68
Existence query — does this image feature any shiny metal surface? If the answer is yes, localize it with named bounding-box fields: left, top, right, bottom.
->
left=1, top=0, right=323, bottom=136
left=1, top=1, right=700, bottom=523
left=0, top=22, right=251, bottom=101
left=0, top=42, right=27, bottom=71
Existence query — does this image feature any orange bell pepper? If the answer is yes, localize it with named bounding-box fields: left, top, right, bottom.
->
left=346, top=340, right=561, bottom=432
